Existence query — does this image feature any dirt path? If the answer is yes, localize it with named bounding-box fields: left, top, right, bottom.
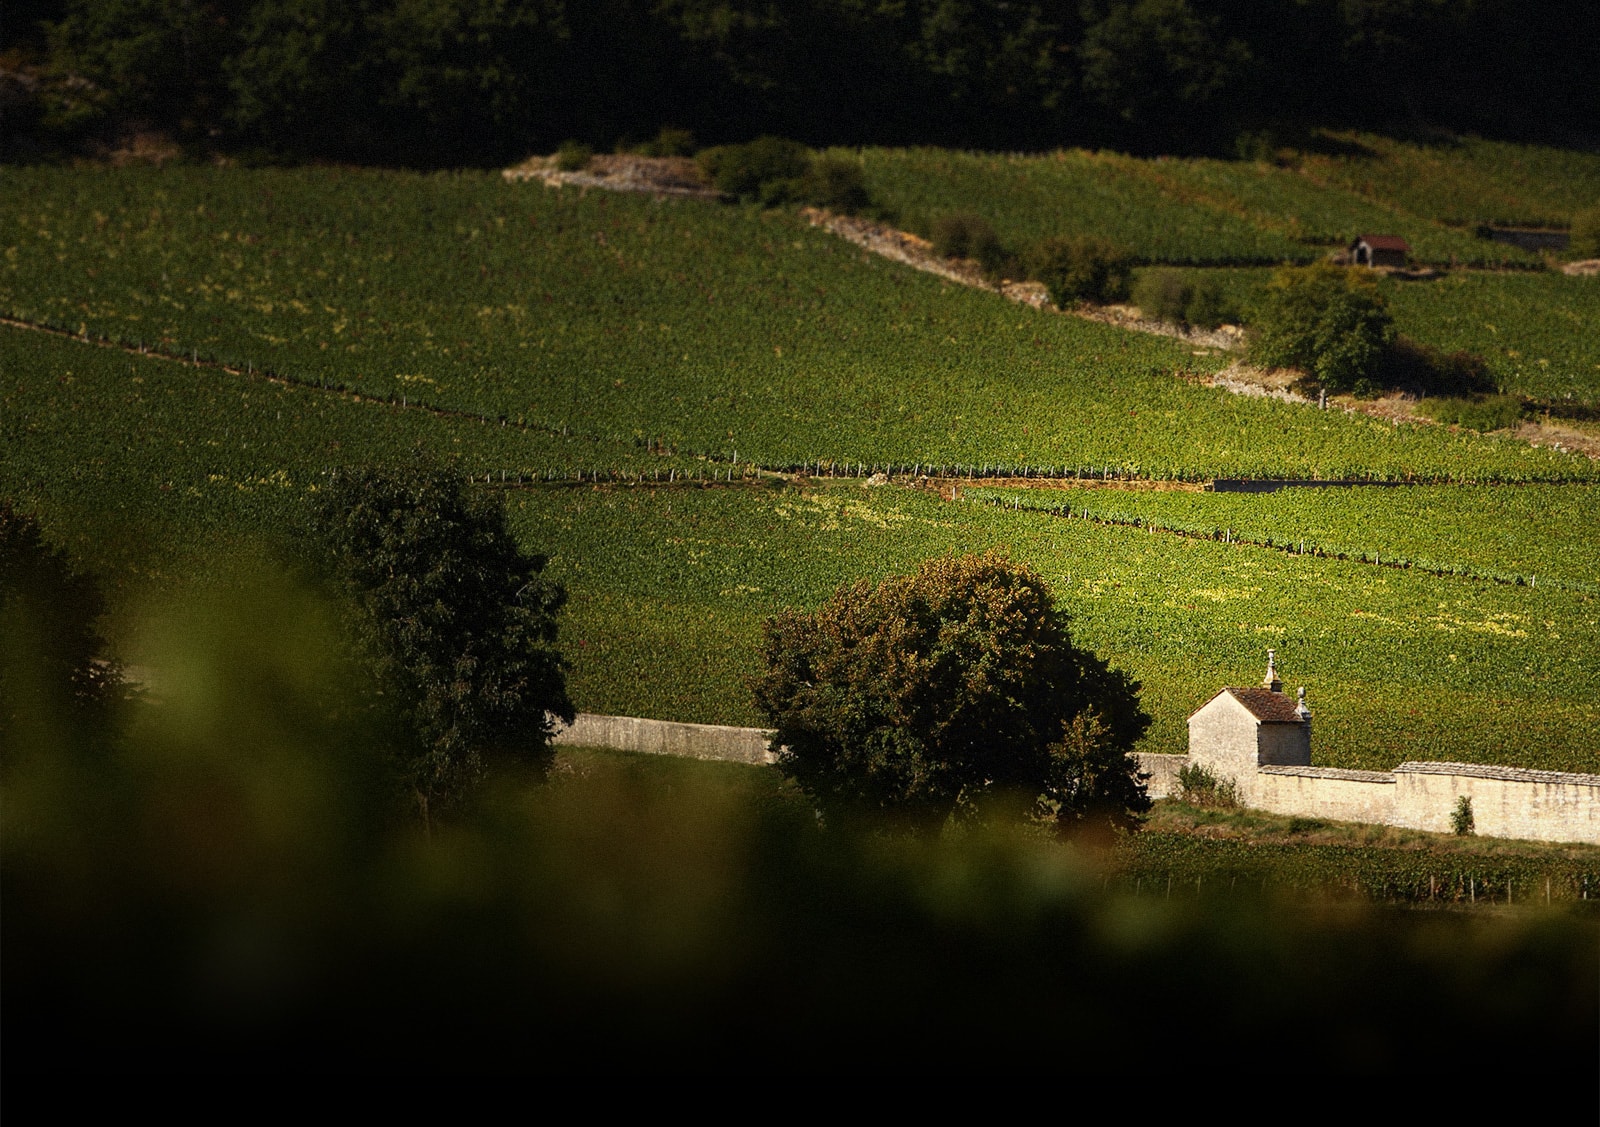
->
left=800, top=207, right=1245, bottom=350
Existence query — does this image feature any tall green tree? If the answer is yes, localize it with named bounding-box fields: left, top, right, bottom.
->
left=752, top=552, right=1150, bottom=834
left=304, top=467, right=573, bottom=821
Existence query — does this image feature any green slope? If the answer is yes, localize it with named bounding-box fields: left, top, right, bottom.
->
left=3, top=165, right=1592, bottom=481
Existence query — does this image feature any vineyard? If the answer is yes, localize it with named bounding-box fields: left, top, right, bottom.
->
left=852, top=142, right=1596, bottom=268
left=1147, top=266, right=1600, bottom=406
left=968, top=483, right=1600, bottom=592
left=1290, top=133, right=1600, bottom=230
left=4, top=157, right=1599, bottom=798
left=2, top=166, right=1595, bottom=482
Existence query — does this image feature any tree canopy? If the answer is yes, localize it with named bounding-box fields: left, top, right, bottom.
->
left=7, top=0, right=1596, bottom=164
left=1250, top=262, right=1395, bottom=394
left=303, top=467, right=573, bottom=820
left=752, top=552, right=1151, bottom=833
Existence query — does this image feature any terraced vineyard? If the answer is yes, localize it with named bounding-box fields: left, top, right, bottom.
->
left=1291, top=133, right=1600, bottom=229
left=970, top=483, right=1600, bottom=591
left=9, top=321, right=1597, bottom=775
left=1133, top=265, right=1600, bottom=406
left=5, top=156, right=1598, bottom=785
left=3, top=165, right=1593, bottom=482
left=856, top=145, right=1560, bottom=267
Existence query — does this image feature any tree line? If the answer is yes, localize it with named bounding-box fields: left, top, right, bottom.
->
left=5, top=0, right=1597, bottom=165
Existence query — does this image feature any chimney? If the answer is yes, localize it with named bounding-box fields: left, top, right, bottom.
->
left=1263, top=649, right=1282, bottom=693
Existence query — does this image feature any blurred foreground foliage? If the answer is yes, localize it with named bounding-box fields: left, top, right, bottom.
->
left=3, top=561, right=1596, bottom=1074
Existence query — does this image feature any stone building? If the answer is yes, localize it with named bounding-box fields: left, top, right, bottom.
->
left=1187, top=651, right=1311, bottom=801
left=1349, top=234, right=1410, bottom=267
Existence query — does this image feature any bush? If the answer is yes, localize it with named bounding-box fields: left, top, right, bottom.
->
left=1571, top=205, right=1600, bottom=259
left=1451, top=796, right=1475, bottom=836
left=1249, top=262, right=1393, bottom=394
left=1183, top=277, right=1236, bottom=329
left=1419, top=394, right=1524, bottom=433
left=697, top=136, right=813, bottom=203
left=1027, top=236, right=1134, bottom=307
left=802, top=154, right=871, bottom=214
left=555, top=140, right=593, bottom=171
left=752, top=552, right=1151, bottom=834
left=1133, top=268, right=1190, bottom=323
left=1176, top=762, right=1238, bottom=808
left=304, top=467, right=574, bottom=822
left=640, top=127, right=696, bottom=158
left=931, top=212, right=1008, bottom=274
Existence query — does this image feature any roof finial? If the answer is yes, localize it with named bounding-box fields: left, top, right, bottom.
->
left=1263, top=649, right=1282, bottom=693
left=1296, top=686, right=1311, bottom=719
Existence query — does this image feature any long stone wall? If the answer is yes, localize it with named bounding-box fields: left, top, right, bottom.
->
left=1254, top=765, right=1396, bottom=825
left=550, top=713, right=1600, bottom=845
left=1392, top=761, right=1600, bottom=844
left=552, top=713, right=776, bottom=765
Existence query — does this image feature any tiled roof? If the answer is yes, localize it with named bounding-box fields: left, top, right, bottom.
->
left=1225, top=687, right=1306, bottom=722
left=1356, top=234, right=1411, bottom=251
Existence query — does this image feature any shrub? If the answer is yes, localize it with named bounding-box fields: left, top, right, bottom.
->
left=1420, top=394, right=1524, bottom=433
left=752, top=552, right=1151, bottom=834
left=1451, top=796, right=1475, bottom=836
left=1183, top=277, right=1236, bottom=329
left=1248, top=262, right=1393, bottom=394
left=1380, top=337, right=1497, bottom=397
left=1133, top=269, right=1237, bottom=329
left=1176, top=762, right=1238, bottom=808
left=931, top=212, right=1014, bottom=276
left=640, top=127, right=696, bottom=158
left=555, top=140, right=593, bottom=172
left=802, top=154, right=871, bottom=214
left=697, top=136, right=813, bottom=203
left=1027, top=235, right=1134, bottom=307
left=1133, top=268, right=1190, bottom=323
left=1571, top=205, right=1600, bottom=259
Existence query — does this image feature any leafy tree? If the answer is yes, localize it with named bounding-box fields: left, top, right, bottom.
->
left=304, top=467, right=573, bottom=821
left=1078, top=0, right=1251, bottom=138
left=1027, top=235, right=1134, bottom=307
left=1249, top=262, right=1393, bottom=394
left=0, top=503, right=123, bottom=751
left=752, top=552, right=1150, bottom=834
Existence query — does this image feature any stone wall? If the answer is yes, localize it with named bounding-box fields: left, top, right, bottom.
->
left=1392, top=761, right=1600, bottom=845
left=553, top=712, right=776, bottom=765
left=550, top=713, right=1600, bottom=846
left=1135, top=752, right=1188, bottom=800
left=1254, top=765, right=1396, bottom=825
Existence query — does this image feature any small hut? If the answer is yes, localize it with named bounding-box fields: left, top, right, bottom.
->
left=1187, top=651, right=1312, bottom=799
left=1349, top=234, right=1410, bottom=268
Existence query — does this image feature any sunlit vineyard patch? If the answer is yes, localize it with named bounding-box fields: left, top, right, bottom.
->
left=3, top=167, right=1594, bottom=482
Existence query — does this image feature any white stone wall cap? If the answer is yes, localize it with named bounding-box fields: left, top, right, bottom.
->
left=1394, top=761, right=1600, bottom=787
left=1257, top=765, right=1395, bottom=783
